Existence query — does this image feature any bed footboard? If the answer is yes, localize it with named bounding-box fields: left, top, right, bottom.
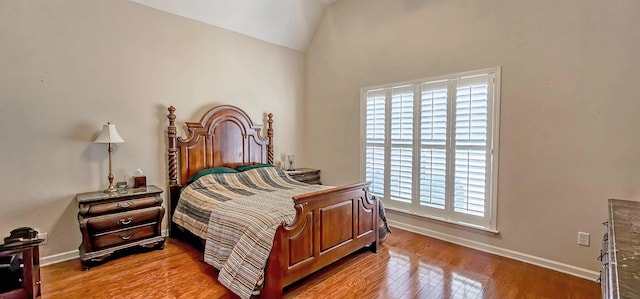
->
left=262, top=182, right=379, bottom=297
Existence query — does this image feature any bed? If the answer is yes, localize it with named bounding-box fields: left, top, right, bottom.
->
left=166, top=105, right=379, bottom=298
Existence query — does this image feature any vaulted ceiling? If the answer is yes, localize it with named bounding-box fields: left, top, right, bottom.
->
left=130, top=0, right=339, bottom=51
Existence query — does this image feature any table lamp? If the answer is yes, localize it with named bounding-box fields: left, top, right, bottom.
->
left=287, top=154, right=295, bottom=171
left=93, top=122, right=125, bottom=193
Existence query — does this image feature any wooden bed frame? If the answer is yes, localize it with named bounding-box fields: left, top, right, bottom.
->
left=166, top=105, right=379, bottom=297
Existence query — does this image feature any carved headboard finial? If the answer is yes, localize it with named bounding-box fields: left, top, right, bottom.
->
left=168, top=106, right=176, bottom=133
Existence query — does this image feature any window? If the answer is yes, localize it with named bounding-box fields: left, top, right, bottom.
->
left=362, top=68, right=500, bottom=231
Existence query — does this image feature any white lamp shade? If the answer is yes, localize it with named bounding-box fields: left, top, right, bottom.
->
left=93, top=123, right=125, bottom=143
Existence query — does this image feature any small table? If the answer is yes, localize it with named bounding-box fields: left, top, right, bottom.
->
left=287, top=168, right=321, bottom=184
left=76, top=185, right=165, bottom=268
left=0, top=239, right=44, bottom=299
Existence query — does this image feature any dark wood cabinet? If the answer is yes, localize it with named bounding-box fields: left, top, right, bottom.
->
left=287, top=168, right=321, bottom=184
left=0, top=240, right=43, bottom=299
left=599, top=199, right=640, bottom=299
left=76, top=186, right=165, bottom=268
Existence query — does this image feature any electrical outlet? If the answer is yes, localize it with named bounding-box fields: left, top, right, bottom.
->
left=38, top=232, right=48, bottom=245
left=577, top=232, right=590, bottom=246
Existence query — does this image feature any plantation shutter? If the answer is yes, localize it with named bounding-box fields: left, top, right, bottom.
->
left=453, top=75, right=490, bottom=217
left=389, top=86, right=413, bottom=203
left=365, top=89, right=386, bottom=197
left=419, top=81, right=448, bottom=209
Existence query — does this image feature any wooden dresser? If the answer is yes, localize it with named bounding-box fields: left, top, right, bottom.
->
left=600, top=199, right=640, bottom=299
left=76, top=185, right=165, bottom=268
left=287, top=168, right=321, bottom=184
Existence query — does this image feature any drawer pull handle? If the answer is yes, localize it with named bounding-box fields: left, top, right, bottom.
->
left=118, top=201, right=134, bottom=208
left=119, top=217, right=133, bottom=225
left=120, top=234, right=133, bottom=240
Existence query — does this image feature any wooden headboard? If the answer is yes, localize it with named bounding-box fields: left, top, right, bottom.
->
left=166, top=105, right=273, bottom=234
left=167, top=105, right=273, bottom=188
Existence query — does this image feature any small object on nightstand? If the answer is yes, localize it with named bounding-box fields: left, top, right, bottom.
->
left=76, top=185, right=165, bottom=268
left=287, top=168, right=321, bottom=185
left=133, top=168, right=146, bottom=188
left=4, top=227, right=38, bottom=244
left=116, top=182, right=128, bottom=194
left=133, top=176, right=146, bottom=189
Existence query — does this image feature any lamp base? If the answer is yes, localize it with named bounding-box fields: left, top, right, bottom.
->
left=103, top=185, right=117, bottom=193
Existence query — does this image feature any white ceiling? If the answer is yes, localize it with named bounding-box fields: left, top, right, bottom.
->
left=130, top=0, right=339, bottom=51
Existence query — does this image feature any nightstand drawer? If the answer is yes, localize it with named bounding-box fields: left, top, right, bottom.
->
left=92, top=224, right=156, bottom=250
left=86, top=206, right=164, bottom=234
left=81, top=196, right=162, bottom=216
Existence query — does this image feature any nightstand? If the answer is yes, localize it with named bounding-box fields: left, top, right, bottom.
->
left=76, top=185, right=165, bottom=268
left=287, top=168, right=321, bottom=184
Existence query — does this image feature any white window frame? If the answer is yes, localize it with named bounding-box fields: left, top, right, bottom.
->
left=360, top=67, right=501, bottom=232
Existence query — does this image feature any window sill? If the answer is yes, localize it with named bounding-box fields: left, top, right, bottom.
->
left=384, top=206, right=500, bottom=234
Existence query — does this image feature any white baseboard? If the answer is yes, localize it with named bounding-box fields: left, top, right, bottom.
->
left=40, top=249, right=79, bottom=267
left=387, top=219, right=599, bottom=281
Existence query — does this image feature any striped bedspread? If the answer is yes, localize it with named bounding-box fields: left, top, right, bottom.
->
left=173, top=167, right=330, bottom=299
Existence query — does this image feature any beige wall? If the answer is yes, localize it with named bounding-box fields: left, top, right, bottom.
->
left=0, top=1, right=305, bottom=258
left=305, top=0, right=640, bottom=272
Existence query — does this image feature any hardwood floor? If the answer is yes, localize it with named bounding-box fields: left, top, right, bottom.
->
left=41, top=228, right=600, bottom=298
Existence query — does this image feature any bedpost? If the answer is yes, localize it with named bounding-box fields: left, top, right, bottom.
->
left=167, top=106, right=183, bottom=237
left=267, top=113, right=274, bottom=164
left=167, top=106, right=178, bottom=187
